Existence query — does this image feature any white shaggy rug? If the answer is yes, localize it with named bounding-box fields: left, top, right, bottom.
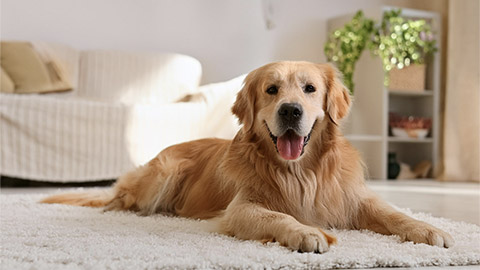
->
left=1, top=192, right=479, bottom=269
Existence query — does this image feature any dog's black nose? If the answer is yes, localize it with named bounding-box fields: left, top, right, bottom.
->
left=278, top=103, right=303, bottom=122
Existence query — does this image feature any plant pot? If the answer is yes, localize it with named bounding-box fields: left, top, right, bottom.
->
left=388, top=64, right=426, bottom=91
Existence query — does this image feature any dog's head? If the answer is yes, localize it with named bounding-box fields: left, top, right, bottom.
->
left=232, top=61, right=351, bottom=161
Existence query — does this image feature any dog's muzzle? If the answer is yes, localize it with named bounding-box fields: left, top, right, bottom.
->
left=266, top=103, right=315, bottom=160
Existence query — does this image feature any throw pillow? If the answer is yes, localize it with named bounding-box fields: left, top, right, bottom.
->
left=1, top=41, right=52, bottom=93
left=0, top=41, right=73, bottom=94
left=1, top=67, right=15, bottom=93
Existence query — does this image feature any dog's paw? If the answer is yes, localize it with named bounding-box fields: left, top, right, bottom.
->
left=403, top=223, right=454, bottom=248
left=277, top=226, right=336, bottom=253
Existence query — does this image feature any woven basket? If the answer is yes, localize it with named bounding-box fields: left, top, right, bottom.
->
left=388, top=64, right=426, bottom=91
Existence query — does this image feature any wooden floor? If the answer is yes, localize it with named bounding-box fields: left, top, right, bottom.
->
left=368, top=179, right=480, bottom=225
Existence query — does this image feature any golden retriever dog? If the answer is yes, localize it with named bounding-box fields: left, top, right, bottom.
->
left=42, top=61, right=453, bottom=253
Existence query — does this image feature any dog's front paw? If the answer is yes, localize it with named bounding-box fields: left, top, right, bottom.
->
left=277, top=226, right=336, bottom=253
left=403, top=223, right=454, bottom=248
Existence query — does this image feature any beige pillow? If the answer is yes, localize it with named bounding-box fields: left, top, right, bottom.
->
left=1, top=41, right=51, bottom=93
left=44, top=61, right=72, bottom=92
left=1, top=67, right=15, bottom=93
left=32, top=42, right=75, bottom=92
left=0, top=41, right=72, bottom=93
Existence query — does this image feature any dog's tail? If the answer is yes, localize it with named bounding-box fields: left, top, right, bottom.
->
left=40, top=189, right=114, bottom=208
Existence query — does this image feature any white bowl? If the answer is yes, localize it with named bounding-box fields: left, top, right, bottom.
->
left=392, top=128, right=429, bottom=139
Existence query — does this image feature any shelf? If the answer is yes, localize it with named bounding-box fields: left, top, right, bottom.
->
left=388, top=137, right=433, bottom=143
left=345, top=134, right=383, bottom=142
left=329, top=7, right=440, bottom=180
left=388, top=90, right=434, bottom=97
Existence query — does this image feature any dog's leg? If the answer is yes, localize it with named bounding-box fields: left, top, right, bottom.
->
left=357, top=195, right=454, bottom=248
left=216, top=198, right=336, bottom=253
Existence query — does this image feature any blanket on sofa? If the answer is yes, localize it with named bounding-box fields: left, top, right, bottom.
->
left=0, top=74, right=245, bottom=182
left=0, top=94, right=207, bottom=181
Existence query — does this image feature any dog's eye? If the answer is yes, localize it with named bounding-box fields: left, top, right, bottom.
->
left=266, top=85, right=278, bottom=95
left=304, top=84, right=316, bottom=93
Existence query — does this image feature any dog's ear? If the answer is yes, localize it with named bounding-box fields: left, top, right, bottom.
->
left=232, top=70, right=258, bottom=132
left=322, top=64, right=352, bottom=124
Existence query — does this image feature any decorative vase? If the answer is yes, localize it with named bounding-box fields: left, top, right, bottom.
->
left=388, top=152, right=400, bottom=180
left=388, top=64, right=426, bottom=91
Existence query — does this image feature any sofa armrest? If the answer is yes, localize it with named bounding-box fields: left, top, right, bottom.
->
left=183, top=74, right=246, bottom=139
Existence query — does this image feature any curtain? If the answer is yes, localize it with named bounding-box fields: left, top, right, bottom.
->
left=441, top=0, right=479, bottom=182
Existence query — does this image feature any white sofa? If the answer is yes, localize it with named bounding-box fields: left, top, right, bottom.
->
left=0, top=42, right=244, bottom=182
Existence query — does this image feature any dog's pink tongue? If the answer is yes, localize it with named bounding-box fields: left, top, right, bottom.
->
left=277, top=131, right=304, bottom=160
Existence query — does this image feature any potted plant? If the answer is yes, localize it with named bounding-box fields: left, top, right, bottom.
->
left=324, top=11, right=374, bottom=94
left=324, top=9, right=437, bottom=93
left=370, top=9, right=437, bottom=90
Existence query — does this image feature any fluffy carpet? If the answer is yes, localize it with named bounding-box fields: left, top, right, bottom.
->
left=1, top=192, right=479, bottom=269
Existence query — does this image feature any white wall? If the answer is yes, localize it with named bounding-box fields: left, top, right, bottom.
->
left=1, top=0, right=418, bottom=84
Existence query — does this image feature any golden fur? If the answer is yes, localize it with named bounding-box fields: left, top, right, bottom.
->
left=42, top=62, right=454, bottom=253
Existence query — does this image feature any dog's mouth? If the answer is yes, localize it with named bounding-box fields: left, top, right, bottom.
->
left=266, top=122, right=314, bottom=160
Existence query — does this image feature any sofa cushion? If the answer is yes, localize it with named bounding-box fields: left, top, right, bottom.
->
left=32, top=41, right=79, bottom=92
left=0, top=41, right=74, bottom=94
left=1, top=41, right=52, bottom=93
left=1, top=67, right=15, bottom=93
left=77, top=50, right=202, bottom=105
left=193, top=74, right=245, bottom=139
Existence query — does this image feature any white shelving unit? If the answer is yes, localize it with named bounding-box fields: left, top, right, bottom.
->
left=328, top=7, right=441, bottom=180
